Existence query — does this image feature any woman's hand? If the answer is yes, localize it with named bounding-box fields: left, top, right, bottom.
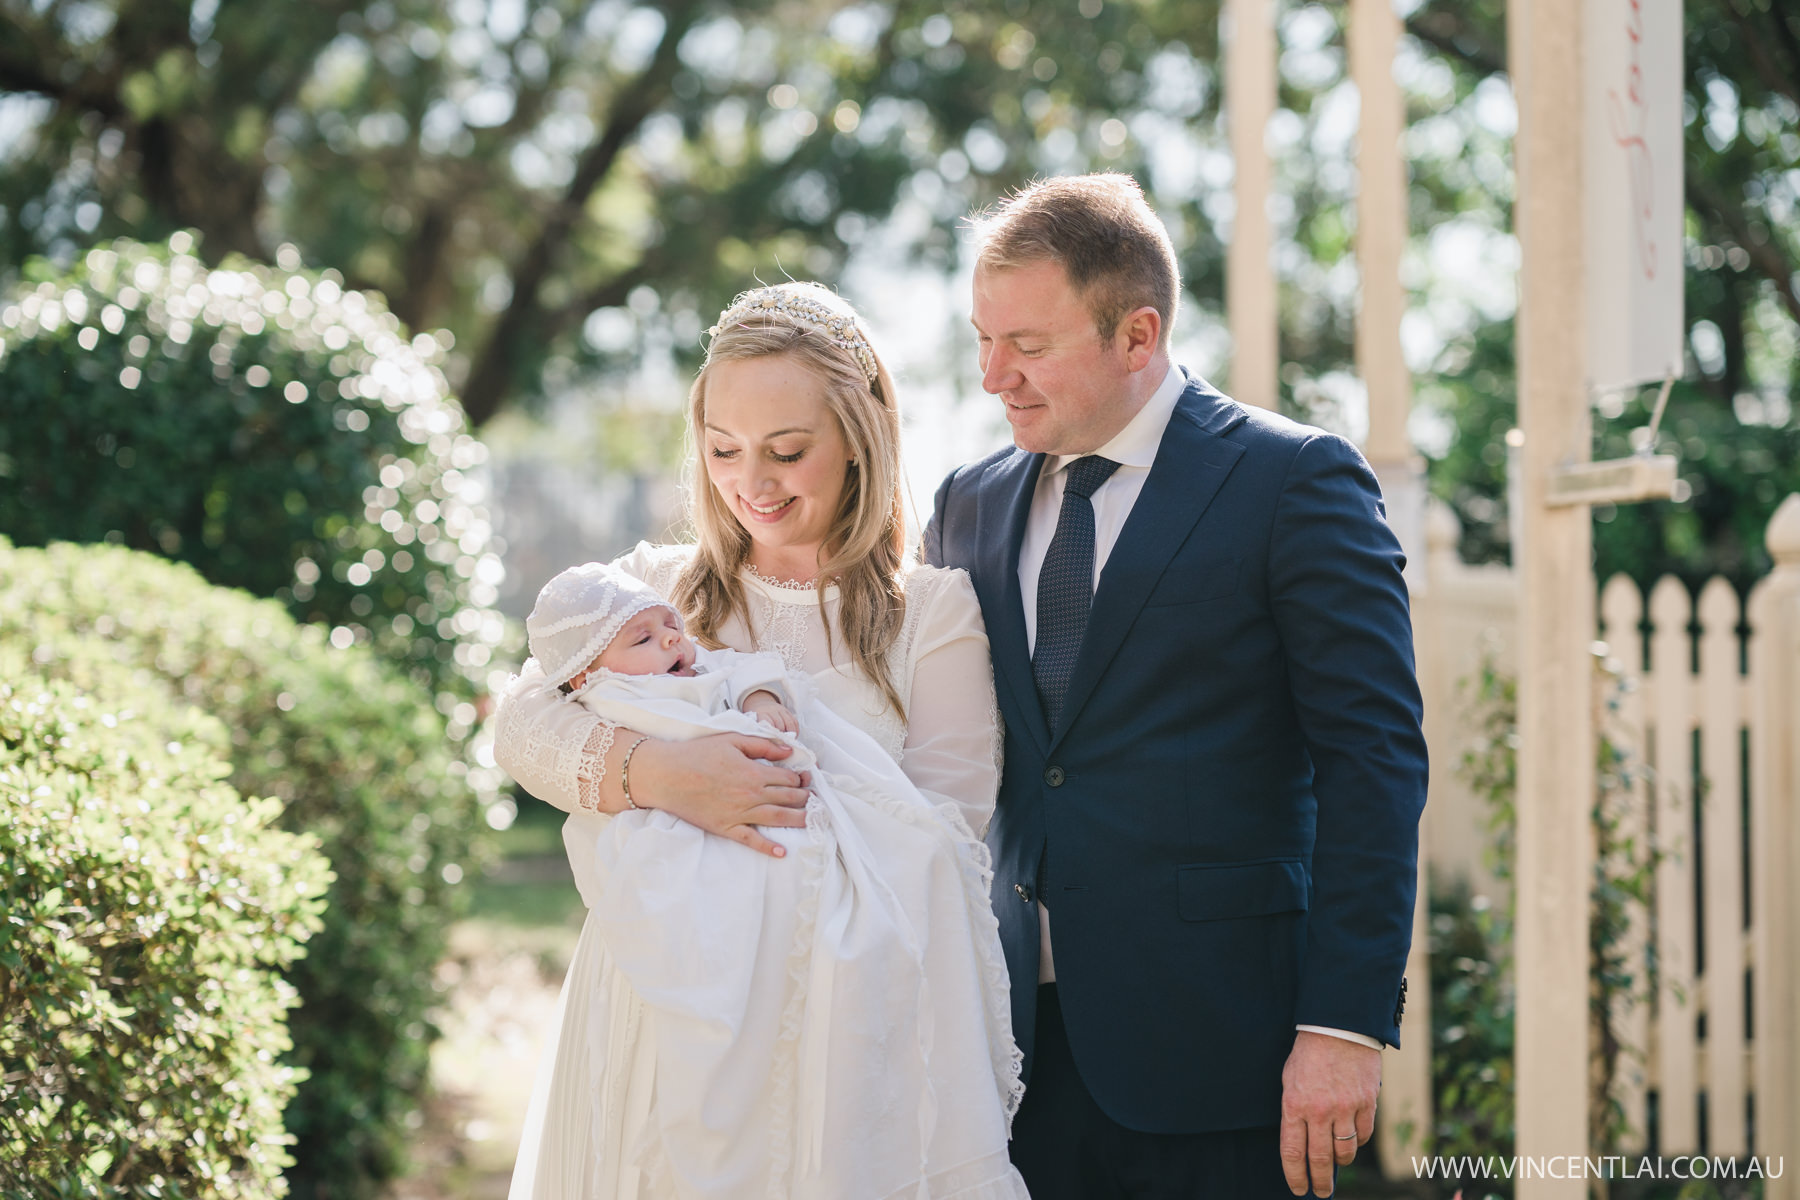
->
left=629, top=733, right=810, bottom=858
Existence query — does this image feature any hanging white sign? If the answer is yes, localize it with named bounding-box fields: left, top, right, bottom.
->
left=1584, top=0, right=1685, bottom=392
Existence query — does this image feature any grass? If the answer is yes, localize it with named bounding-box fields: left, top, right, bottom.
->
left=460, top=796, right=586, bottom=972
left=383, top=794, right=587, bottom=1199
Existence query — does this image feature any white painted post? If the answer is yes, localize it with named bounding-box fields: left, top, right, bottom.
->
left=1650, top=576, right=1700, bottom=1151
left=1511, top=0, right=1595, bottom=1190
left=1698, top=579, right=1748, bottom=1155
left=1350, top=0, right=1412, bottom=475
left=1223, top=0, right=1278, bottom=410
left=1751, top=496, right=1800, bottom=1200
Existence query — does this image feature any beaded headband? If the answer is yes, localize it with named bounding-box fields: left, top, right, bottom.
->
left=705, top=283, right=880, bottom=385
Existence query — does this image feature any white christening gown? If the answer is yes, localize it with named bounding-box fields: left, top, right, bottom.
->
left=494, top=544, right=1029, bottom=1200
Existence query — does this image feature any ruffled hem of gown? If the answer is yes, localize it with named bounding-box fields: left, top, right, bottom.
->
left=877, top=1151, right=1033, bottom=1200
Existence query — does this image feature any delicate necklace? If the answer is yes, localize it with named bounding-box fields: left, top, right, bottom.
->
left=744, top=562, right=822, bottom=591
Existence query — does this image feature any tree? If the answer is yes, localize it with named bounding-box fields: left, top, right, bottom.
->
left=1402, top=0, right=1800, bottom=590
left=3, top=0, right=1791, bottom=585
left=0, top=0, right=1219, bottom=425
left=0, top=234, right=509, bottom=713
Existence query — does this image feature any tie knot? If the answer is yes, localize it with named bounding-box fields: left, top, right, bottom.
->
left=1063, top=455, right=1120, bottom=500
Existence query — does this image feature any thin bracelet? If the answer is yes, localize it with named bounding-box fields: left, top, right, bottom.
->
left=620, top=735, right=653, bottom=811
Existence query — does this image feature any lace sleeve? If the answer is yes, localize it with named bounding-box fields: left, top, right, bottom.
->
left=492, top=659, right=617, bottom=813
left=895, top=568, right=1002, bottom=837
left=493, top=543, right=695, bottom=813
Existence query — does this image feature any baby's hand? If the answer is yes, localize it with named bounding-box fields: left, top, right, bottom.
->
left=741, top=690, right=799, bottom=735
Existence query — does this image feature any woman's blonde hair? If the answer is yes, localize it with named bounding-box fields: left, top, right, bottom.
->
left=672, top=283, right=908, bottom=718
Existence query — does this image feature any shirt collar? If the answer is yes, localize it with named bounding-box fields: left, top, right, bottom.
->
left=1047, top=363, right=1185, bottom=477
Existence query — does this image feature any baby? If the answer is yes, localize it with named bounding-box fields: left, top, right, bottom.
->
left=551, top=580, right=798, bottom=735
left=517, top=561, right=1024, bottom=1199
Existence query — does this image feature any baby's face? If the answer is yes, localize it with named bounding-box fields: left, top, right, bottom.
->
left=593, top=606, right=698, bottom=678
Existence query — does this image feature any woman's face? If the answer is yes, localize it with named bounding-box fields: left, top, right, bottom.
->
left=701, top=354, right=853, bottom=569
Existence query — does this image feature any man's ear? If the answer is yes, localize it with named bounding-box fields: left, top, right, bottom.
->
left=1117, top=305, right=1161, bottom=372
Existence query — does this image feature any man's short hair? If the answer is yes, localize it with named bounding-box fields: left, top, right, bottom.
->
left=970, top=172, right=1180, bottom=347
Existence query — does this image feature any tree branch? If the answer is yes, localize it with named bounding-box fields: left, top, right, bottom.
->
left=459, top=0, right=706, bottom=425
left=545, top=253, right=666, bottom=342
left=0, top=13, right=124, bottom=117
left=1403, top=9, right=1506, bottom=78
left=1764, top=0, right=1800, bottom=93
left=1687, top=175, right=1800, bottom=330
left=1725, top=0, right=1800, bottom=109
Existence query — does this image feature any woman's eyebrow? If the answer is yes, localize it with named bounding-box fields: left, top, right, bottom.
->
left=703, top=424, right=812, bottom=437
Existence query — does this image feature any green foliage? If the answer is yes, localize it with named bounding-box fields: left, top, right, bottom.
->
left=0, top=0, right=1230, bottom=424
left=0, top=653, right=330, bottom=1199
left=0, top=538, right=494, bottom=1200
left=1424, top=886, right=1515, bottom=1199
left=1590, top=658, right=1663, bottom=1157
left=1407, top=0, right=1800, bottom=591
left=1426, top=653, right=1664, bottom=1196
left=1426, top=659, right=1518, bottom=1197
left=0, top=234, right=508, bottom=725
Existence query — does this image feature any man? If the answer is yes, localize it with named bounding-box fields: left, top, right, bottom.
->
left=921, top=173, right=1427, bottom=1198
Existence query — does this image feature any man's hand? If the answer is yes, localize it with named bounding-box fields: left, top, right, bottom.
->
left=1279, top=1030, right=1381, bottom=1196
left=629, top=733, right=809, bottom=858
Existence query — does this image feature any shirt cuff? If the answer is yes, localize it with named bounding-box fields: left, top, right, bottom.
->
left=1296, top=1024, right=1385, bottom=1051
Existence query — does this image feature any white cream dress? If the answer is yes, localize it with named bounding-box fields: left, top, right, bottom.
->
left=493, top=543, right=1028, bottom=1200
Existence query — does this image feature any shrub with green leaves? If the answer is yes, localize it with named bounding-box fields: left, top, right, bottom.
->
left=0, top=539, right=495, bottom=1199
left=0, top=233, right=508, bottom=733
left=0, top=652, right=330, bottom=1200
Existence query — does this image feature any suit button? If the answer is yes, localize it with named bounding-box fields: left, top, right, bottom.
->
left=1014, top=883, right=1033, bottom=903
left=1043, top=766, right=1066, bottom=787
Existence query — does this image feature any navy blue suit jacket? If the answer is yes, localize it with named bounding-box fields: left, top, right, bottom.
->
left=921, top=372, right=1427, bottom=1135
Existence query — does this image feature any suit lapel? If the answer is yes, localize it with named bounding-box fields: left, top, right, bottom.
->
left=973, top=448, right=1050, bottom=756
left=1049, top=383, right=1247, bottom=747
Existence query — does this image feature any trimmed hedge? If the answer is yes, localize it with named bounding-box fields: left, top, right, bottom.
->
left=0, top=539, right=491, bottom=1200
left=0, top=234, right=508, bottom=727
left=0, top=652, right=330, bottom=1199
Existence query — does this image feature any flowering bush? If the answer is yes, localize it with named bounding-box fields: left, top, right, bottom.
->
left=0, top=233, right=511, bottom=737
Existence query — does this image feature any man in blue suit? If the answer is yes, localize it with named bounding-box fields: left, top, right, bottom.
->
left=921, top=173, right=1427, bottom=1198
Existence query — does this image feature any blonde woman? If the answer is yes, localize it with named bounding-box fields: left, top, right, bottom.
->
left=496, top=283, right=1027, bottom=1200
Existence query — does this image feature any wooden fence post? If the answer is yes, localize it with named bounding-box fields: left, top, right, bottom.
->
left=1751, top=496, right=1800, bottom=1198
left=1223, top=0, right=1278, bottom=410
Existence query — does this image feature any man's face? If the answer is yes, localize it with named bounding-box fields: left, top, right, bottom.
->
left=971, top=259, right=1136, bottom=456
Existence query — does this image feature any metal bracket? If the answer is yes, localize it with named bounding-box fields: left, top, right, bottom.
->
left=1554, top=371, right=1681, bottom=506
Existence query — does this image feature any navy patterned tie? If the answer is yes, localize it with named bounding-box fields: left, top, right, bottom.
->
left=1032, top=455, right=1120, bottom=732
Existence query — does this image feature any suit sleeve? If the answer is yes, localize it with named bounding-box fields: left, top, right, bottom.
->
left=1267, top=433, right=1426, bottom=1047
left=919, top=466, right=957, bottom=569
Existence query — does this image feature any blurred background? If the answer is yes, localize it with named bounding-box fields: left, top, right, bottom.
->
left=1, top=1, right=1795, bottom=1197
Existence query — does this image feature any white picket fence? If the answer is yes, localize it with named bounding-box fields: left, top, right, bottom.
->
left=1380, top=496, right=1800, bottom=1195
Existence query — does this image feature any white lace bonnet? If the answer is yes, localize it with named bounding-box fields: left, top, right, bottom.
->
left=526, top=562, right=680, bottom=687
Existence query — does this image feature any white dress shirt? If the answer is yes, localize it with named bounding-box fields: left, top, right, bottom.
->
left=1016, top=364, right=1383, bottom=1051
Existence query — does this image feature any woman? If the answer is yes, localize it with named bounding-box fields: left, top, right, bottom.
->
left=496, top=282, right=1027, bottom=1199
